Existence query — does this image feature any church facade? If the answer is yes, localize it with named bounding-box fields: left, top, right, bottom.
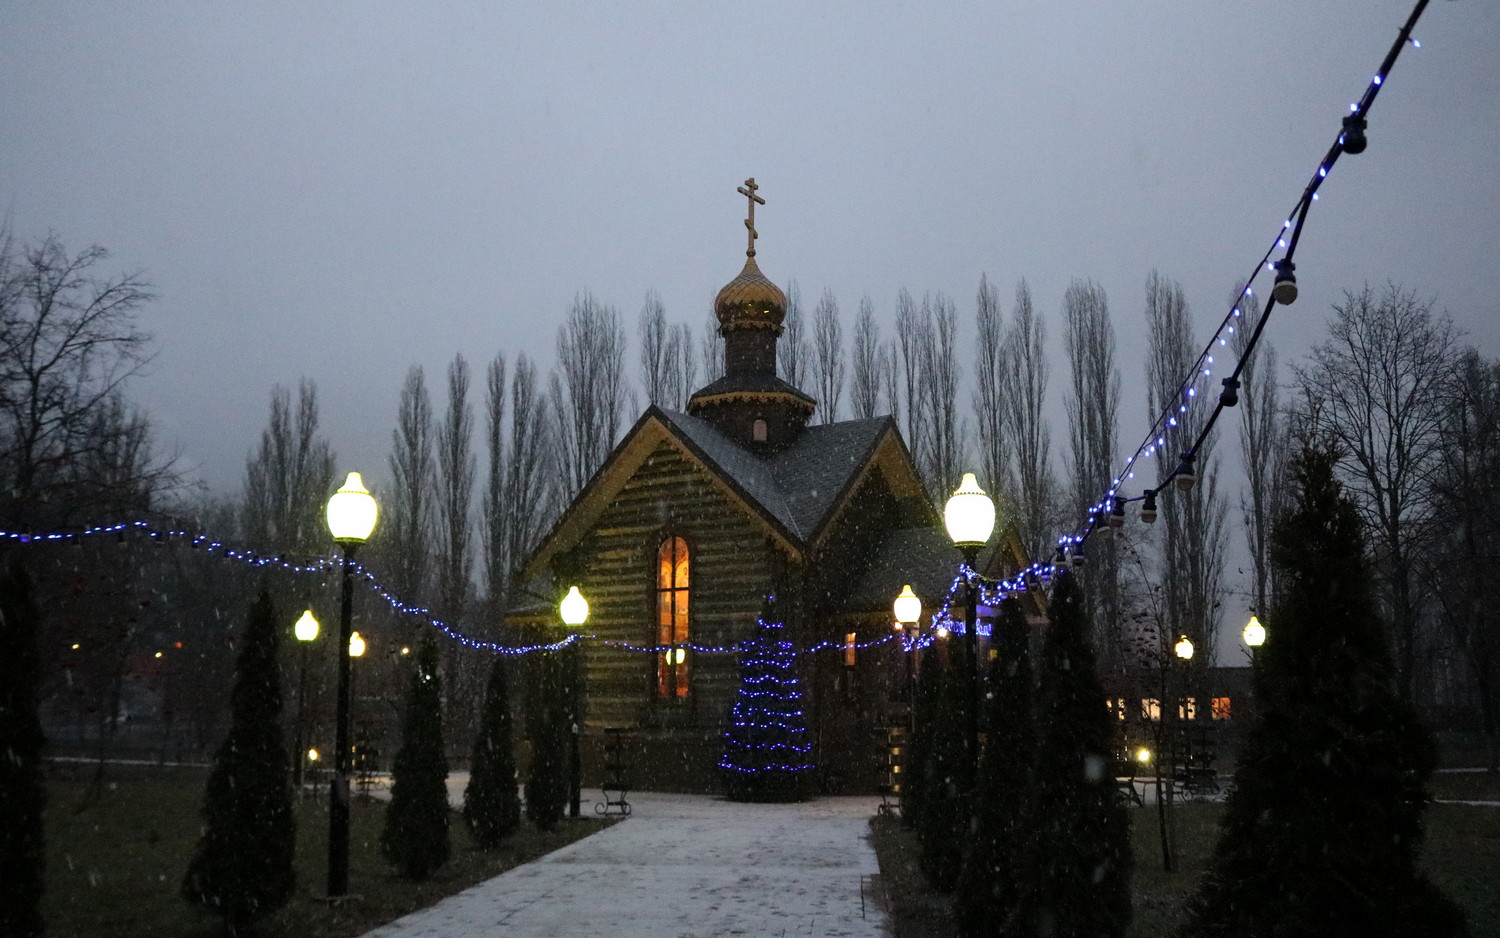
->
left=513, top=180, right=984, bottom=793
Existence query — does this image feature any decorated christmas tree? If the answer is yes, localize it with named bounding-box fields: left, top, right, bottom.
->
left=720, top=596, right=815, bottom=802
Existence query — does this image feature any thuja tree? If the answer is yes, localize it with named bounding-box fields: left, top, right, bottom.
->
left=901, top=640, right=943, bottom=831
left=917, top=632, right=975, bottom=889
left=0, top=557, right=45, bottom=938
left=463, top=656, right=522, bottom=847
left=1184, top=447, right=1467, bottom=937
left=182, top=589, right=295, bottom=929
left=381, top=636, right=451, bottom=879
left=720, top=600, right=814, bottom=802
left=957, top=596, right=1035, bottom=936
left=1028, top=569, right=1131, bottom=937
left=526, top=646, right=569, bottom=829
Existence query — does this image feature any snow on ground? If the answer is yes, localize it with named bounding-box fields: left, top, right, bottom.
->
left=359, top=788, right=891, bottom=938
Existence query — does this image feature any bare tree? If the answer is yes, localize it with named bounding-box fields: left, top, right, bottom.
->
left=552, top=292, right=627, bottom=499
left=505, top=354, right=554, bottom=576
left=781, top=280, right=809, bottom=389
left=388, top=365, right=435, bottom=609
left=482, top=353, right=507, bottom=621
left=436, top=354, right=475, bottom=625
left=812, top=288, right=845, bottom=424
left=1297, top=283, right=1460, bottom=699
left=881, top=341, right=900, bottom=426
left=1145, top=271, right=1226, bottom=667
left=1003, top=280, right=1055, bottom=562
left=1063, top=278, right=1122, bottom=664
left=1429, top=350, right=1500, bottom=770
left=699, top=313, right=723, bottom=384
left=670, top=322, right=697, bottom=409
left=849, top=296, right=881, bottom=420
left=243, top=380, right=336, bottom=557
left=638, top=290, right=670, bottom=407
left=918, top=292, right=963, bottom=502
left=972, top=273, right=1010, bottom=504
left=1230, top=293, right=1287, bottom=622
left=895, top=289, right=929, bottom=482
left=0, top=233, right=157, bottom=524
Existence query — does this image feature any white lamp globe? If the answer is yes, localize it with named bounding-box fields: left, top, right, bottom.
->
left=560, top=585, right=590, bottom=627
left=327, top=472, right=378, bottom=544
left=294, top=609, right=320, bottom=642
left=893, top=585, right=922, bottom=626
left=1243, top=616, right=1266, bottom=648
left=1174, top=636, right=1195, bottom=660
left=944, top=473, right=996, bottom=550
left=348, top=631, right=366, bottom=657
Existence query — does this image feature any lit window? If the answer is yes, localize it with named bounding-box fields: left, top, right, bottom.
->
left=752, top=419, right=768, bottom=442
left=1179, top=697, right=1198, bottom=720
left=1212, top=696, right=1232, bottom=720
left=1141, top=698, right=1161, bottom=721
left=656, top=535, right=690, bottom=699
left=844, top=632, right=857, bottom=667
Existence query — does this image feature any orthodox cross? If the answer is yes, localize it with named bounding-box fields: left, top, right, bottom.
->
left=737, top=177, right=764, bottom=257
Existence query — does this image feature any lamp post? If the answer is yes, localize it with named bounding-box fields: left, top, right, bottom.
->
left=325, top=471, right=377, bottom=899
left=943, top=472, right=996, bottom=774
left=559, top=585, right=589, bottom=819
left=292, top=609, right=319, bottom=790
left=893, top=584, right=922, bottom=712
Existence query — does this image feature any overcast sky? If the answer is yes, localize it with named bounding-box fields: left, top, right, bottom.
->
left=3, top=1, right=1497, bottom=536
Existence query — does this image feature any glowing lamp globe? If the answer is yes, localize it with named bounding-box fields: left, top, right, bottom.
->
left=560, top=585, right=590, bottom=627
left=294, top=609, right=320, bottom=642
left=1136, top=747, right=1152, bottom=764
left=944, top=473, right=996, bottom=551
left=326, top=472, right=378, bottom=544
left=307, top=748, right=319, bottom=762
left=348, top=631, right=366, bottom=657
left=1174, top=636, right=1195, bottom=661
left=1243, top=616, right=1266, bottom=648
left=893, top=585, right=922, bottom=627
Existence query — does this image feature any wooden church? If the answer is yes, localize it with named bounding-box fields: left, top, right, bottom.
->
left=513, top=180, right=985, bottom=794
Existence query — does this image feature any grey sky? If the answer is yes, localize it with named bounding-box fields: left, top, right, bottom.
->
left=3, top=0, right=1497, bottom=518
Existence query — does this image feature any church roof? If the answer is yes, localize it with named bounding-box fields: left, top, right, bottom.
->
left=686, top=373, right=816, bottom=411
left=516, top=405, right=931, bottom=585
left=657, top=409, right=893, bottom=541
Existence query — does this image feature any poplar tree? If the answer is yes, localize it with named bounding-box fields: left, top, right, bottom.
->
left=380, top=637, right=451, bottom=879
left=182, top=590, right=295, bottom=929
left=525, top=648, right=569, bottom=830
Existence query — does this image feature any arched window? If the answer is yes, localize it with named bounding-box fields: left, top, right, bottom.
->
left=752, top=418, right=768, bottom=442
left=656, top=535, right=690, bottom=698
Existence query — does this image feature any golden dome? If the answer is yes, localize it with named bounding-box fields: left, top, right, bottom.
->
left=714, top=255, right=786, bottom=329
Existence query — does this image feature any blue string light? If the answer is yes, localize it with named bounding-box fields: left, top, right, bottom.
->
left=719, top=614, right=816, bottom=779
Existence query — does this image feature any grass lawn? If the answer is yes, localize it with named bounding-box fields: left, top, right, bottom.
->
left=870, top=797, right=1500, bottom=938
left=42, top=762, right=613, bottom=938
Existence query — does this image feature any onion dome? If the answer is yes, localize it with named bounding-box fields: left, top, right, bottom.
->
left=714, top=255, right=786, bottom=332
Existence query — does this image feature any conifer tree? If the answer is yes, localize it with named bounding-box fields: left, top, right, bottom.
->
left=1028, top=569, right=1131, bottom=936
left=719, top=598, right=814, bottom=802
left=901, top=641, right=942, bottom=831
left=464, top=656, right=521, bottom=847
left=182, top=590, right=295, bottom=929
left=525, top=647, right=569, bottom=829
left=0, top=557, right=46, bottom=938
left=1184, top=447, right=1467, bottom=937
left=957, top=597, right=1035, bottom=936
left=380, top=636, right=451, bottom=879
left=917, top=634, right=975, bottom=889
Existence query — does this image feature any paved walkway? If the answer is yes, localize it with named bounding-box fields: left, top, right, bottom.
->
left=359, top=790, right=891, bottom=938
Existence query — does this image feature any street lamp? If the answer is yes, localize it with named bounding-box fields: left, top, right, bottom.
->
left=893, top=584, right=922, bottom=707
left=559, top=585, right=589, bottom=818
left=1243, top=615, right=1266, bottom=651
left=325, top=470, right=377, bottom=900
left=944, top=472, right=996, bottom=776
left=293, top=609, right=319, bottom=790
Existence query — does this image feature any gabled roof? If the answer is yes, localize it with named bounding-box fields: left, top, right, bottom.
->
left=516, top=405, right=931, bottom=584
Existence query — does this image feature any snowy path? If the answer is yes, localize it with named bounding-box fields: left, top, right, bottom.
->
left=358, top=791, right=891, bottom=938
